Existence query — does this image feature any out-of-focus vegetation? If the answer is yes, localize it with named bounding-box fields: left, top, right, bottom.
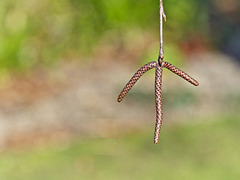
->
left=0, top=0, right=208, bottom=72
left=0, top=113, right=239, bottom=180
left=0, top=1, right=239, bottom=179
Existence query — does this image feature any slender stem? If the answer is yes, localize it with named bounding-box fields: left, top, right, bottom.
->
left=159, top=0, right=164, bottom=63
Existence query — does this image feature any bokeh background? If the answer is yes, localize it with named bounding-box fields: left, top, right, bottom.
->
left=0, top=0, right=239, bottom=179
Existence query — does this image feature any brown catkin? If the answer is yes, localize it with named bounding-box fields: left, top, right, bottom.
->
left=154, top=63, right=163, bottom=144
left=117, top=61, right=157, bottom=102
left=162, top=61, right=199, bottom=86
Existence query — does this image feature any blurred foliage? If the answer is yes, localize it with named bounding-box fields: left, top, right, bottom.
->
left=0, top=113, right=239, bottom=180
left=0, top=0, right=208, bottom=72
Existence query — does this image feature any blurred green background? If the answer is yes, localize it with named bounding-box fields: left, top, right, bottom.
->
left=0, top=0, right=239, bottom=179
left=0, top=0, right=209, bottom=72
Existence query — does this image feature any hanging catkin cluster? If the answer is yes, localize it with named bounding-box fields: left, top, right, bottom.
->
left=117, top=0, right=199, bottom=144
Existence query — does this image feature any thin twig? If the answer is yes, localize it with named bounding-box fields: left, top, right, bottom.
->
left=159, top=0, right=164, bottom=63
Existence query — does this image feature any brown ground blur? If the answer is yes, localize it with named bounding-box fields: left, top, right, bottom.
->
left=0, top=51, right=239, bottom=150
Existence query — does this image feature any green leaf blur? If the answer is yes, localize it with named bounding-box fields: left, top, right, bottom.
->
left=0, top=0, right=207, bottom=72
